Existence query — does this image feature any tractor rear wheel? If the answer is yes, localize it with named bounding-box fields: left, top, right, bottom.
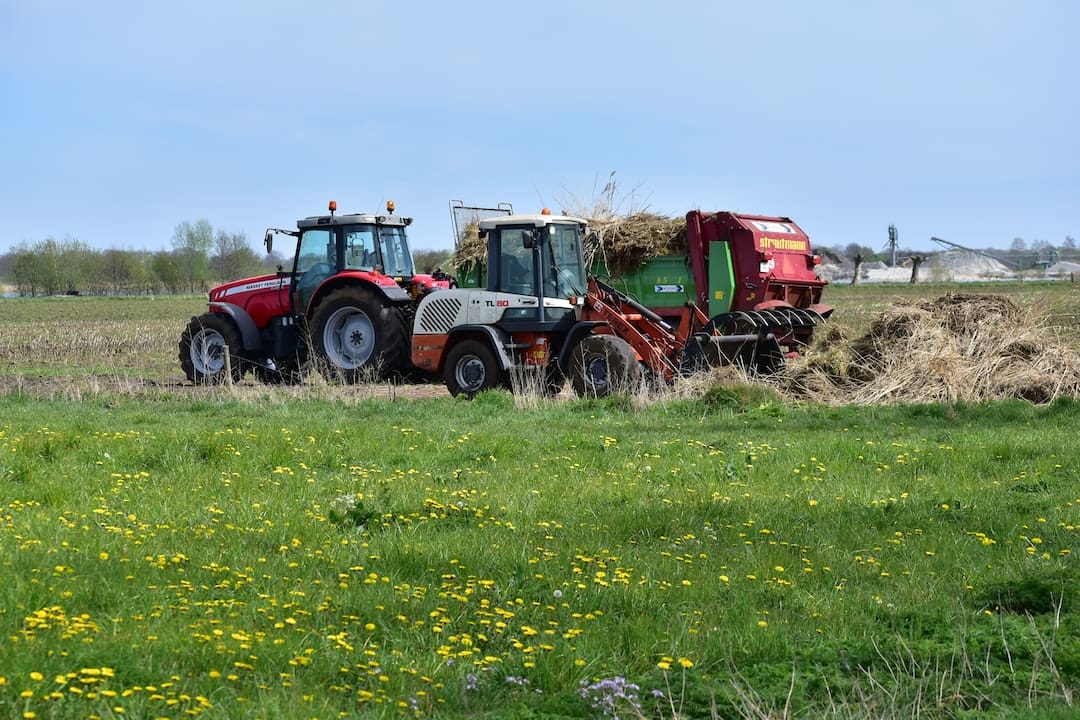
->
left=568, top=334, right=642, bottom=398
left=310, top=287, right=408, bottom=382
left=444, top=339, right=507, bottom=398
left=179, top=313, right=245, bottom=385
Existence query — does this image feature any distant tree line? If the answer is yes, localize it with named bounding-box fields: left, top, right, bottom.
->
left=0, top=220, right=286, bottom=296
left=824, top=236, right=1078, bottom=269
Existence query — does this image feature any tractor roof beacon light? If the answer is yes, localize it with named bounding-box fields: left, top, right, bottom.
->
left=328, top=200, right=337, bottom=217
left=541, top=208, right=551, bottom=216
left=387, top=200, right=395, bottom=215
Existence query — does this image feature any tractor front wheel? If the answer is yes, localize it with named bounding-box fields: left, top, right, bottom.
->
left=179, top=313, right=245, bottom=385
left=568, top=334, right=642, bottom=398
left=310, top=287, right=408, bottom=382
left=444, top=340, right=507, bottom=398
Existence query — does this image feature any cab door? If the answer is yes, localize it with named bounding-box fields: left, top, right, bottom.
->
left=292, top=227, right=339, bottom=314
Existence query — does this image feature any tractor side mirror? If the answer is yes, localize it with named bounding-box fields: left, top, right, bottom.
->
left=263, top=230, right=273, bottom=253
left=522, top=229, right=538, bottom=249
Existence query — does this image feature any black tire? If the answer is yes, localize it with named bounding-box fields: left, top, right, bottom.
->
left=543, top=364, right=566, bottom=397
left=444, top=339, right=507, bottom=398
left=310, top=287, right=408, bottom=382
left=179, top=313, right=245, bottom=385
left=568, top=334, right=642, bottom=398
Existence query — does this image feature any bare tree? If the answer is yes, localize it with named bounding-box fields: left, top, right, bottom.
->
left=909, top=255, right=927, bottom=284
left=212, top=230, right=260, bottom=283
left=172, top=219, right=214, bottom=292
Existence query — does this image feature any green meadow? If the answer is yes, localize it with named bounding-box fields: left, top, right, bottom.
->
left=1, top=283, right=1079, bottom=718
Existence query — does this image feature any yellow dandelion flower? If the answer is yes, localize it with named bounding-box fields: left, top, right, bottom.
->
left=678, top=657, right=694, bottom=669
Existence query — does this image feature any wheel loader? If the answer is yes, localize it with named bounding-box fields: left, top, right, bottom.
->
left=411, top=210, right=784, bottom=398
left=179, top=201, right=453, bottom=384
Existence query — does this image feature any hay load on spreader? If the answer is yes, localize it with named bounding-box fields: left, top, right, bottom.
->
left=585, top=212, right=688, bottom=274
left=781, top=294, right=1080, bottom=405
left=452, top=212, right=689, bottom=280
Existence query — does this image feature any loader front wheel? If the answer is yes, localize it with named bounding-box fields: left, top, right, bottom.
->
left=310, top=287, right=408, bottom=382
left=542, top=365, right=566, bottom=397
left=179, top=313, right=245, bottom=385
left=568, top=334, right=642, bottom=398
left=444, top=340, right=506, bottom=398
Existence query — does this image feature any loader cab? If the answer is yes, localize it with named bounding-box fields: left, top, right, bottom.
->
left=478, top=213, right=588, bottom=322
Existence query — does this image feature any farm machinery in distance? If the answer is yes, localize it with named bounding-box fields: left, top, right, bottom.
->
left=411, top=208, right=832, bottom=397
left=179, top=201, right=452, bottom=384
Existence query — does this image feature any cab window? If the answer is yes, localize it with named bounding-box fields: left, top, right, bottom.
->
left=497, top=228, right=536, bottom=295
left=344, top=227, right=378, bottom=270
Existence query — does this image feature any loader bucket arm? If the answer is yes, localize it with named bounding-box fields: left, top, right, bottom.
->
left=584, top=278, right=712, bottom=383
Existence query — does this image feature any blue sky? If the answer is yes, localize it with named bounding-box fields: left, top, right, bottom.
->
left=2, top=1, right=1076, bottom=256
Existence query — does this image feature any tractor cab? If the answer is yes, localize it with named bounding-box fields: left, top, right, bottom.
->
left=285, top=200, right=418, bottom=313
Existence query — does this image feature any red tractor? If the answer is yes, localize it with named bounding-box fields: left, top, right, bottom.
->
left=179, top=201, right=452, bottom=384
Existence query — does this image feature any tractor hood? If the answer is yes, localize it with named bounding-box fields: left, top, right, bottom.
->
left=208, top=273, right=288, bottom=303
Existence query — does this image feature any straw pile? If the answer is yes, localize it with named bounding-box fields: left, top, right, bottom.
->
left=586, top=213, right=687, bottom=274
left=779, top=294, right=1080, bottom=405
left=452, top=222, right=485, bottom=268
left=450, top=213, right=689, bottom=276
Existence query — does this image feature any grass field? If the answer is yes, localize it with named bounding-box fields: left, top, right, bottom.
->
left=1, top=283, right=1079, bottom=719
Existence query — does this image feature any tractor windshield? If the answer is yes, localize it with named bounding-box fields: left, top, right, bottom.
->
left=543, top=223, right=586, bottom=298
left=378, top=225, right=414, bottom=277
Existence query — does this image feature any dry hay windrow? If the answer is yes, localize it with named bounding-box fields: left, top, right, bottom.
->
left=586, top=213, right=687, bottom=275
left=449, top=213, right=688, bottom=276
left=777, top=293, right=1080, bottom=405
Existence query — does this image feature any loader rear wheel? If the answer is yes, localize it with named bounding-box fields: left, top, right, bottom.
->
left=179, top=313, right=245, bottom=385
left=569, top=334, right=642, bottom=398
left=445, top=340, right=506, bottom=398
left=310, top=287, right=408, bottom=382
